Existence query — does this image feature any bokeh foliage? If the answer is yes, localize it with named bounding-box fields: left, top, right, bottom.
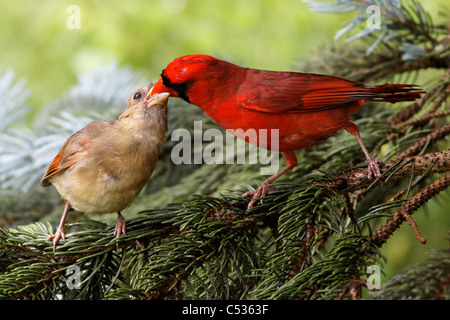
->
left=0, top=0, right=355, bottom=112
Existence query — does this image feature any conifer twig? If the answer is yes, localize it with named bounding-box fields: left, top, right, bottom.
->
left=372, top=173, right=450, bottom=246
left=393, top=124, right=450, bottom=161
left=389, top=68, right=450, bottom=125
left=329, top=149, right=450, bottom=191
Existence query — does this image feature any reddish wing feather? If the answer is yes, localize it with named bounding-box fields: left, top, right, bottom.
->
left=40, top=130, right=93, bottom=187
left=40, top=120, right=114, bottom=186
left=237, top=71, right=423, bottom=114
left=236, top=71, right=369, bottom=113
left=40, top=149, right=64, bottom=186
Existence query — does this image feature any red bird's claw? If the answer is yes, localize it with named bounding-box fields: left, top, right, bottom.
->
left=47, top=226, right=66, bottom=252
left=367, top=157, right=382, bottom=179
left=243, top=184, right=277, bottom=209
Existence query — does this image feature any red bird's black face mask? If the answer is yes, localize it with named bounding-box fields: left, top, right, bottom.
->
left=160, top=71, right=192, bottom=103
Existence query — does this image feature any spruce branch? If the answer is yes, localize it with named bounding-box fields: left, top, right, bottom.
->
left=1, top=147, right=448, bottom=299
left=0, top=69, right=30, bottom=132
left=298, top=0, right=450, bottom=82
left=372, top=249, right=450, bottom=300
left=304, top=0, right=447, bottom=53
left=254, top=234, right=380, bottom=300
left=328, top=149, right=450, bottom=191
left=393, top=124, right=450, bottom=161
left=393, top=109, right=450, bottom=129
left=371, top=173, right=450, bottom=246
left=389, top=68, right=450, bottom=125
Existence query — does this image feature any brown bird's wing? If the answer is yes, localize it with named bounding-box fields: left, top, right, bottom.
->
left=236, top=71, right=369, bottom=114
left=40, top=120, right=113, bottom=187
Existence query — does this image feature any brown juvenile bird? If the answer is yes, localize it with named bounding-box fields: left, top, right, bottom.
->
left=40, top=84, right=169, bottom=251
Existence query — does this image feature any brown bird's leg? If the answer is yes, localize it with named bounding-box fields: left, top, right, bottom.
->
left=47, top=199, right=71, bottom=251
left=114, top=212, right=126, bottom=250
left=114, top=212, right=126, bottom=238
left=345, top=122, right=382, bottom=179
left=244, top=151, right=298, bottom=209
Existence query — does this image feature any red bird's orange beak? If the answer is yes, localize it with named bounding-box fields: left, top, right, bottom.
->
left=145, top=78, right=179, bottom=101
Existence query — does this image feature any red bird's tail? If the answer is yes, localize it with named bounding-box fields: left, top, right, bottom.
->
left=364, top=84, right=424, bottom=103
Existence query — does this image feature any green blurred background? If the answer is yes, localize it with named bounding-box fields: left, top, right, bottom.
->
left=1, top=0, right=360, bottom=113
left=0, top=0, right=448, bottom=288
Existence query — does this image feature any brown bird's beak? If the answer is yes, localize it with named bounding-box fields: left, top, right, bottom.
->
left=146, top=92, right=170, bottom=109
left=145, top=78, right=179, bottom=101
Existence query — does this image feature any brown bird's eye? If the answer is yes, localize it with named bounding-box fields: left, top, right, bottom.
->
left=133, top=92, right=142, bottom=100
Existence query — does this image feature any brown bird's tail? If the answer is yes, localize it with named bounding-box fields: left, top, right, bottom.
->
left=365, top=83, right=424, bottom=103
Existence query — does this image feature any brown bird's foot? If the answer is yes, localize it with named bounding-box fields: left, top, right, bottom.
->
left=47, top=200, right=71, bottom=252
left=114, top=212, right=127, bottom=238
left=47, top=225, right=66, bottom=252
left=243, top=183, right=278, bottom=210
left=114, top=213, right=126, bottom=250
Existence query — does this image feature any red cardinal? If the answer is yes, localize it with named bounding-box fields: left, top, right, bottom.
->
left=147, top=54, right=423, bottom=208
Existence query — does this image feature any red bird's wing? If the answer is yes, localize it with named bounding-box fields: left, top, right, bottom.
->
left=236, top=71, right=367, bottom=113
left=40, top=121, right=112, bottom=187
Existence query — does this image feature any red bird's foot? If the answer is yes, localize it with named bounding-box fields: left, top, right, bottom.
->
left=114, top=212, right=127, bottom=238
left=47, top=225, right=66, bottom=252
left=367, top=156, right=382, bottom=179
left=347, top=124, right=383, bottom=179
left=243, top=184, right=278, bottom=209
left=243, top=151, right=298, bottom=210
